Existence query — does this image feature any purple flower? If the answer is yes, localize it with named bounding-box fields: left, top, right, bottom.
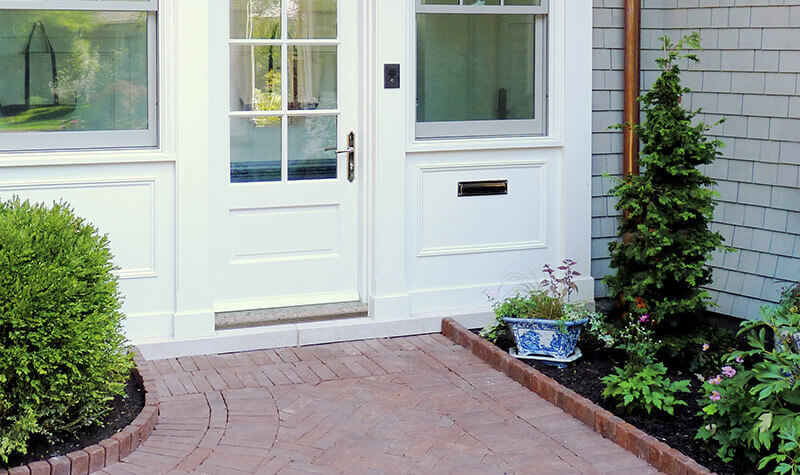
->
left=709, top=391, right=722, bottom=402
left=639, top=314, right=650, bottom=324
left=702, top=343, right=710, bottom=352
left=721, top=366, right=737, bottom=378
left=709, top=375, right=722, bottom=386
left=735, top=356, right=744, bottom=364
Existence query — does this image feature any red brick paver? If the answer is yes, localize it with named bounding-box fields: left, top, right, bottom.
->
left=100, top=335, right=658, bottom=474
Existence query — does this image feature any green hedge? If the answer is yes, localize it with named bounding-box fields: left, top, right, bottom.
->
left=0, top=197, right=132, bottom=463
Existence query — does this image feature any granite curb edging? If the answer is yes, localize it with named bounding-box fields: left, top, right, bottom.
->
left=3, top=349, right=160, bottom=475
left=441, top=317, right=712, bottom=475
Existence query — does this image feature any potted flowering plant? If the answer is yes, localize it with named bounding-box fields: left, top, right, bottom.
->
left=483, top=260, right=598, bottom=366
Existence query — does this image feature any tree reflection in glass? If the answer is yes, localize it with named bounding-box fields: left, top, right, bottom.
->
left=0, top=11, right=149, bottom=133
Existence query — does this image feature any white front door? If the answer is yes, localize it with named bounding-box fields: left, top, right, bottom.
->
left=211, top=0, right=360, bottom=313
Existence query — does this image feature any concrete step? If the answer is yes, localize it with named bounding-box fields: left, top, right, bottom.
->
left=215, top=301, right=369, bottom=330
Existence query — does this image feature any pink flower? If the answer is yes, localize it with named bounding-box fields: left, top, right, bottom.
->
left=702, top=343, right=710, bottom=352
left=721, top=366, right=737, bottom=378
left=639, top=314, right=650, bottom=324
left=709, top=375, right=722, bottom=386
left=735, top=356, right=744, bottom=364
left=709, top=391, right=722, bottom=402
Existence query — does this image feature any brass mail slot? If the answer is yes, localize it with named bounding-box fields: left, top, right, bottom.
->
left=458, top=180, right=508, bottom=197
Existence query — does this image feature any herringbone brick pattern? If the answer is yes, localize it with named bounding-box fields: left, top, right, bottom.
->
left=101, top=334, right=659, bottom=474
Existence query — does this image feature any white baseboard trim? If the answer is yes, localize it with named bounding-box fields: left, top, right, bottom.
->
left=173, top=309, right=215, bottom=340
left=369, top=293, right=411, bottom=321
left=136, top=310, right=493, bottom=360
left=123, top=311, right=174, bottom=341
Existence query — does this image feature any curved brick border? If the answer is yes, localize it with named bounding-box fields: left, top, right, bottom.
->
left=442, top=318, right=711, bottom=475
left=3, top=349, right=159, bottom=475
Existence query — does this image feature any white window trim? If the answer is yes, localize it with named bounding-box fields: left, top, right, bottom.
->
left=416, top=1, right=547, bottom=15
left=415, top=14, right=546, bottom=140
left=0, top=0, right=157, bottom=11
left=0, top=0, right=160, bottom=153
left=410, top=0, right=563, bottom=150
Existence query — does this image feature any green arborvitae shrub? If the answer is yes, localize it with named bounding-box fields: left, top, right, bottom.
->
left=0, top=197, right=133, bottom=463
left=605, top=33, right=726, bottom=327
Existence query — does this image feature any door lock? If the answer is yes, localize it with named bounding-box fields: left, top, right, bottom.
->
left=325, top=132, right=355, bottom=182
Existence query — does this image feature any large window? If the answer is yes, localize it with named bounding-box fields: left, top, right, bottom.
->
left=415, top=0, right=547, bottom=139
left=0, top=0, right=158, bottom=152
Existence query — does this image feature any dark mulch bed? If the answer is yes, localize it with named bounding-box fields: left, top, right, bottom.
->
left=2, top=372, right=145, bottom=469
left=472, top=328, right=759, bottom=475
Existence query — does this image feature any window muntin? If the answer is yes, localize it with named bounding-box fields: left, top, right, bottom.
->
left=0, top=0, right=158, bottom=151
left=415, top=0, right=547, bottom=139
left=229, top=0, right=340, bottom=183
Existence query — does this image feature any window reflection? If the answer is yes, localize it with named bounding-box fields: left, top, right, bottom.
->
left=230, top=0, right=281, bottom=39
left=288, top=0, right=337, bottom=39
left=416, top=14, right=536, bottom=123
left=0, top=11, right=149, bottom=133
left=231, top=45, right=282, bottom=113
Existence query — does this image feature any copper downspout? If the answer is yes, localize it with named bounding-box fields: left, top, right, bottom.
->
left=623, top=0, right=641, bottom=178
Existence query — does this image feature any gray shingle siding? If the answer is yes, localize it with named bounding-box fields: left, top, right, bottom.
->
left=592, top=0, right=800, bottom=319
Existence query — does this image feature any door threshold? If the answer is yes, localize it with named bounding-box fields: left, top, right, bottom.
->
left=215, top=301, right=369, bottom=330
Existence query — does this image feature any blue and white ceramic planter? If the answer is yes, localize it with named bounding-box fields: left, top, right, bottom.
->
left=503, top=317, right=589, bottom=359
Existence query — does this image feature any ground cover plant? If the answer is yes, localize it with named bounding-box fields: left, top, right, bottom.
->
left=600, top=313, right=691, bottom=416
left=0, top=197, right=133, bottom=463
left=697, top=283, right=800, bottom=474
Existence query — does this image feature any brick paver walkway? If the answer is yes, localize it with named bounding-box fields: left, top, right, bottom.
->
left=102, top=334, right=658, bottom=474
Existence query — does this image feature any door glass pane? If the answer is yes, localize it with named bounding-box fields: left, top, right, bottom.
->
left=230, top=45, right=281, bottom=111
left=288, top=46, right=337, bottom=110
left=288, top=0, right=337, bottom=39
left=288, top=115, right=337, bottom=181
left=231, top=0, right=281, bottom=39
left=416, top=14, right=535, bottom=122
left=464, top=0, right=501, bottom=5
left=231, top=117, right=282, bottom=183
left=0, top=10, right=149, bottom=133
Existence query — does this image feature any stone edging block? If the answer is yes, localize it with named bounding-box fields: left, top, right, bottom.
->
left=442, top=317, right=711, bottom=475
left=4, top=348, right=160, bottom=475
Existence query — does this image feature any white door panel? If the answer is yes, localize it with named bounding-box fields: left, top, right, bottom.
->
left=211, top=0, right=359, bottom=313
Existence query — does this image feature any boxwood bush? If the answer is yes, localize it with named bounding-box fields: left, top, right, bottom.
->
left=0, top=197, right=132, bottom=463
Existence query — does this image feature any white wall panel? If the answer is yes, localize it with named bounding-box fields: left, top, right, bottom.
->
left=417, top=162, right=546, bottom=257
left=0, top=162, right=176, bottom=339
left=405, top=149, right=563, bottom=313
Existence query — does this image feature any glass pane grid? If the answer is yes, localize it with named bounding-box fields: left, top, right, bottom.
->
left=229, top=0, right=340, bottom=183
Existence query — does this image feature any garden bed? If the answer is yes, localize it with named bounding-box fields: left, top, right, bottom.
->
left=1, top=351, right=160, bottom=475
left=473, top=327, right=758, bottom=475
left=1, top=371, right=144, bottom=469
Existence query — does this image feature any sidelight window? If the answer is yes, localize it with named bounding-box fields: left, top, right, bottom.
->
left=0, top=0, right=158, bottom=151
left=415, top=0, right=548, bottom=139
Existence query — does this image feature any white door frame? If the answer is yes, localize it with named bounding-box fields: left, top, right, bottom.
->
left=207, top=0, right=369, bottom=314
